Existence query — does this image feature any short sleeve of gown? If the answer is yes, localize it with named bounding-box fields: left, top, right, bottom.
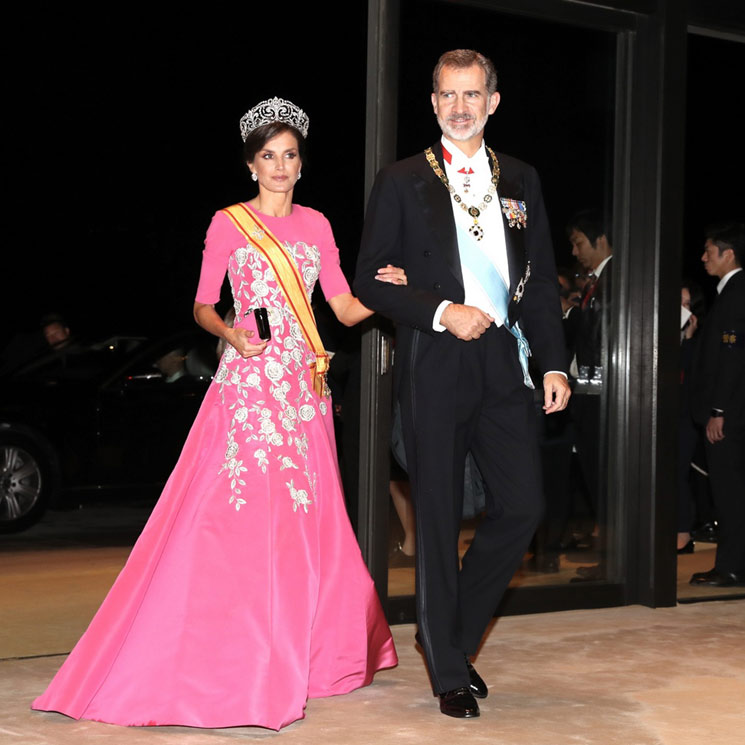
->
left=194, top=211, right=242, bottom=305
left=316, top=214, right=351, bottom=301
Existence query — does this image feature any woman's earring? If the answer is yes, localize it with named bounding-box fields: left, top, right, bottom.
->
left=251, top=172, right=258, bottom=182
left=297, top=172, right=302, bottom=180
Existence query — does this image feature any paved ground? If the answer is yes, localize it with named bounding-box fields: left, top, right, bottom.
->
left=1, top=494, right=155, bottom=551
left=5, top=600, right=745, bottom=745
left=3, top=499, right=745, bottom=744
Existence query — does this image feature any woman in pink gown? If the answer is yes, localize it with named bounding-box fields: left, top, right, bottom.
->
left=32, top=98, right=400, bottom=731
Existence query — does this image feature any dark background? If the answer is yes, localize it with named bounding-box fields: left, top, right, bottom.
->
left=398, top=0, right=616, bottom=269
left=2, top=3, right=743, bottom=356
left=684, top=32, right=745, bottom=290
left=1, top=6, right=369, bottom=349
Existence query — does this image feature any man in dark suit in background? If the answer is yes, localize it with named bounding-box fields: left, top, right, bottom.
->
left=568, top=211, right=613, bottom=388
left=566, top=211, right=613, bottom=579
left=690, top=222, right=745, bottom=587
left=354, top=49, right=570, bottom=718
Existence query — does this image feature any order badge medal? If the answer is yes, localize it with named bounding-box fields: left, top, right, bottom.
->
left=513, top=262, right=531, bottom=304
left=500, top=198, right=528, bottom=229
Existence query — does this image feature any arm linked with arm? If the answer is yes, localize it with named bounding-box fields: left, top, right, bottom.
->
left=354, top=166, right=444, bottom=333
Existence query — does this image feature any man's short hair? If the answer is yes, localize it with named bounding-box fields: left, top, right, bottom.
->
left=566, top=209, right=612, bottom=247
left=557, top=266, right=575, bottom=286
left=39, top=312, right=67, bottom=330
left=704, top=221, right=745, bottom=267
left=432, top=49, right=498, bottom=95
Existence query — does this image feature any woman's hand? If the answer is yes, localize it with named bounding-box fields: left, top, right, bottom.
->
left=375, top=264, right=407, bottom=285
left=193, top=302, right=267, bottom=358
left=684, top=313, right=698, bottom=339
left=225, top=327, right=268, bottom=359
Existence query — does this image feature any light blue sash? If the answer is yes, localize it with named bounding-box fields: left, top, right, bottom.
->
left=456, top=223, right=533, bottom=388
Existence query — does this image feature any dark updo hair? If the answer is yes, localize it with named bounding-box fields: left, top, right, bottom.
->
left=243, top=122, right=306, bottom=165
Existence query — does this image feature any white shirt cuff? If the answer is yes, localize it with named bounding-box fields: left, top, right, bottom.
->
left=544, top=370, right=568, bottom=379
left=432, top=300, right=452, bottom=332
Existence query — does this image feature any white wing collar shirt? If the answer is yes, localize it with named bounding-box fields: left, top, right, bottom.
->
left=432, top=136, right=511, bottom=331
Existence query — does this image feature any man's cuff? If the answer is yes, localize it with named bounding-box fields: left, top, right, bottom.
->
left=544, top=370, right=568, bottom=379
left=432, top=300, right=452, bottom=332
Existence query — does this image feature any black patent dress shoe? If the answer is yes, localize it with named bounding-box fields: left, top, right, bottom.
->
left=466, top=658, right=488, bottom=698
left=414, top=632, right=488, bottom=702
left=439, top=687, right=480, bottom=718
left=689, top=568, right=745, bottom=586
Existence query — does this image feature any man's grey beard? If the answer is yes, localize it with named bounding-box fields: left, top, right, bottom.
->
left=437, top=111, right=489, bottom=142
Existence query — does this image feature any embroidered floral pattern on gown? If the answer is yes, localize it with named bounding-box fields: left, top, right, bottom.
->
left=31, top=204, right=397, bottom=731
left=216, top=238, right=325, bottom=513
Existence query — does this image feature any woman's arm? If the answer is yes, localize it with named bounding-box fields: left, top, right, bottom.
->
left=194, top=211, right=268, bottom=359
left=327, top=264, right=407, bottom=327
left=326, top=294, right=373, bottom=327
left=193, top=302, right=267, bottom=358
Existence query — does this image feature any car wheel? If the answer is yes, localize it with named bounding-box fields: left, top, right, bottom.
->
left=0, top=429, right=58, bottom=533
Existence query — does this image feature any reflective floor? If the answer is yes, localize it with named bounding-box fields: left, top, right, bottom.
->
left=389, top=511, right=604, bottom=597
left=1, top=496, right=740, bottom=639
left=387, top=504, right=741, bottom=602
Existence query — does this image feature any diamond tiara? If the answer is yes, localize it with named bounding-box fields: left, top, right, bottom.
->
left=239, top=97, right=309, bottom=141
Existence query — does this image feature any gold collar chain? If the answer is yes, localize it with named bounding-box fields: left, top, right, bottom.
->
left=425, top=146, right=500, bottom=241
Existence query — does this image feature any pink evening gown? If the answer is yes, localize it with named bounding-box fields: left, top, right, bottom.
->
left=32, top=204, right=397, bottom=730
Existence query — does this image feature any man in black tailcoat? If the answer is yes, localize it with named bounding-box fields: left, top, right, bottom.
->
left=690, top=221, right=745, bottom=587
left=354, top=49, right=570, bottom=718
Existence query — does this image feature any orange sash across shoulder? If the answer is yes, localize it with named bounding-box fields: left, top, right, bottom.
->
left=221, top=202, right=330, bottom=398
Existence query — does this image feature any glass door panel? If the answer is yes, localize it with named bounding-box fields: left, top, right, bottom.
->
left=388, top=0, right=618, bottom=598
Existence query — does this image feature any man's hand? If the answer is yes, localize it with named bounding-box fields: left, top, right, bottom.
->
left=543, top=372, right=571, bottom=414
left=706, top=415, right=725, bottom=444
left=441, top=304, right=494, bottom=340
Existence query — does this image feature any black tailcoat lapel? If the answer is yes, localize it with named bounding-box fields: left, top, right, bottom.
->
left=411, top=143, right=464, bottom=291
left=496, top=162, right=528, bottom=327
left=497, top=166, right=527, bottom=292
left=407, top=144, right=532, bottom=315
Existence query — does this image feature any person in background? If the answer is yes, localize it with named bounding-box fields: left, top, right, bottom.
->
left=677, top=279, right=704, bottom=553
left=557, top=265, right=581, bottom=353
left=566, top=209, right=613, bottom=581
left=40, top=313, right=72, bottom=350
left=689, top=222, right=745, bottom=586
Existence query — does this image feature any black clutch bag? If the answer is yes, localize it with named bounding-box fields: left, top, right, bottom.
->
left=254, top=308, right=271, bottom=340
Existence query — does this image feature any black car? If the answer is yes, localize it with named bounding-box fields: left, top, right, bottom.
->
left=0, top=329, right=218, bottom=533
